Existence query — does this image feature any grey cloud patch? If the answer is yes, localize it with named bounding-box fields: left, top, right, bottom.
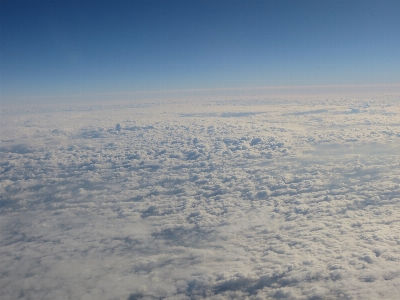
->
left=180, top=111, right=261, bottom=118
left=0, top=144, right=34, bottom=154
left=151, top=225, right=214, bottom=247
left=282, top=109, right=328, bottom=116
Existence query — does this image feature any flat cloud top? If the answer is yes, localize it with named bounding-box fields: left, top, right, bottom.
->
left=1, top=97, right=400, bottom=299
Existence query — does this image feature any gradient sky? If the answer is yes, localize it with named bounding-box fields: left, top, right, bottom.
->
left=1, top=0, right=400, bottom=103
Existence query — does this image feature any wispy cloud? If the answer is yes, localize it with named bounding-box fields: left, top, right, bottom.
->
left=3, top=84, right=400, bottom=107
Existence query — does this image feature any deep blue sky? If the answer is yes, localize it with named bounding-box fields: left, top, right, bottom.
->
left=1, top=0, right=399, bottom=103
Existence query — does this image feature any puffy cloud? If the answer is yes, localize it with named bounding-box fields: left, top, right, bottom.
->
left=1, top=96, right=400, bottom=299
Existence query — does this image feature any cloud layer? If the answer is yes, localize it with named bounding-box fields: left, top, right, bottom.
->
left=1, top=97, right=400, bottom=299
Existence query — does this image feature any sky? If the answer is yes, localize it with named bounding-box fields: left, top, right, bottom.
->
left=1, top=0, right=400, bottom=104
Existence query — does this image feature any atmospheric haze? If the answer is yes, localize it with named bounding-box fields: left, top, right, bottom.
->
left=1, top=96, right=400, bottom=299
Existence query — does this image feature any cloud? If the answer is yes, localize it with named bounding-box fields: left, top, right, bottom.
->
left=1, top=96, right=400, bottom=299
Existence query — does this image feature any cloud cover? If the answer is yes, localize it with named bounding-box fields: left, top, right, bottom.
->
left=1, top=97, right=400, bottom=299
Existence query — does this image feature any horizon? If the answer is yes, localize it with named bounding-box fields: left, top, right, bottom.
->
left=3, top=83, right=400, bottom=107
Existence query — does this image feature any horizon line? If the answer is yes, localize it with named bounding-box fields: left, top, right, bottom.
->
left=3, top=83, right=400, bottom=101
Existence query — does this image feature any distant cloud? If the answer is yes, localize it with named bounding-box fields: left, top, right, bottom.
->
left=2, top=84, right=400, bottom=107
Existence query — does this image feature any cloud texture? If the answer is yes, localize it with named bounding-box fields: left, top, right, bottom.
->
left=1, top=97, right=400, bottom=299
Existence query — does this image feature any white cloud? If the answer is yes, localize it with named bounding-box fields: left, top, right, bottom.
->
left=1, top=96, right=400, bottom=299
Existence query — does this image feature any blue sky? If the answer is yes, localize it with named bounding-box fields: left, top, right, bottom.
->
left=1, top=0, right=399, bottom=103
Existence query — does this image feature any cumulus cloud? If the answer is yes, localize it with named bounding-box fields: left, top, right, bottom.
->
left=1, top=96, right=400, bottom=299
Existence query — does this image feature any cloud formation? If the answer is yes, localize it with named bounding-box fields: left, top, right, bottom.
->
left=1, top=96, right=400, bottom=299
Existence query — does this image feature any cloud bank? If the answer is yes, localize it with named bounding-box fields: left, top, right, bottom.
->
left=1, top=96, right=400, bottom=299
